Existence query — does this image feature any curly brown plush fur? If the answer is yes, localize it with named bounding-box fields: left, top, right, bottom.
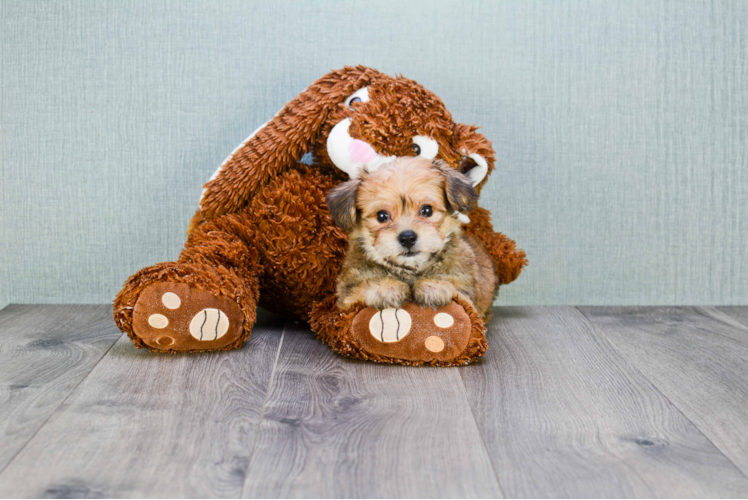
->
left=113, top=66, right=527, bottom=365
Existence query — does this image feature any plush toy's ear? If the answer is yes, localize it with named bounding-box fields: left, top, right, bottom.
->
left=193, top=66, right=379, bottom=230
left=325, top=177, right=361, bottom=232
left=452, top=124, right=496, bottom=194
left=433, top=160, right=478, bottom=214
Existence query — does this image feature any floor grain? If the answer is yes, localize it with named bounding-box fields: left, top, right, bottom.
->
left=0, top=305, right=121, bottom=474
left=716, top=306, right=748, bottom=330
left=579, top=306, right=748, bottom=480
left=241, top=322, right=502, bottom=499
left=2, top=305, right=748, bottom=498
left=0, top=311, right=284, bottom=498
left=461, top=307, right=748, bottom=498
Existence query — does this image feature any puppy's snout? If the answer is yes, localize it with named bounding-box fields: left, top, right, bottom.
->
left=398, top=230, right=418, bottom=249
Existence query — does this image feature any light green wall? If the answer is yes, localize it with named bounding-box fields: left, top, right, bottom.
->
left=2, top=0, right=747, bottom=308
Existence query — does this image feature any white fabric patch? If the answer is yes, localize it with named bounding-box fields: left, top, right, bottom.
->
left=148, top=314, right=169, bottom=329
left=368, top=308, right=412, bottom=342
left=433, top=312, right=454, bottom=328
left=413, top=136, right=439, bottom=159
left=454, top=212, right=471, bottom=224
left=199, top=115, right=274, bottom=207
left=465, top=153, right=488, bottom=187
left=327, top=118, right=395, bottom=178
left=161, top=292, right=181, bottom=309
left=345, top=87, right=370, bottom=107
left=156, top=336, right=174, bottom=347
left=189, top=308, right=230, bottom=341
left=217, top=120, right=270, bottom=175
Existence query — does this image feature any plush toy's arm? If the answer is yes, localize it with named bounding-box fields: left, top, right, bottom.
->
left=463, top=207, right=527, bottom=285
left=193, top=67, right=380, bottom=233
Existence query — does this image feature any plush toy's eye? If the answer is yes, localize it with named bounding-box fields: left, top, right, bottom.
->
left=412, top=136, right=438, bottom=159
left=376, top=210, right=390, bottom=223
left=345, top=87, right=370, bottom=109
left=419, top=205, right=433, bottom=217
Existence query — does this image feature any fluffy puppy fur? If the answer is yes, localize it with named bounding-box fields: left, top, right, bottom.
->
left=327, top=157, right=499, bottom=320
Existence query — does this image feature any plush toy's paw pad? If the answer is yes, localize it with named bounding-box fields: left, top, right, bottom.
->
left=352, top=301, right=472, bottom=363
left=189, top=308, right=230, bottom=341
left=368, top=308, right=412, bottom=342
left=132, top=283, right=244, bottom=351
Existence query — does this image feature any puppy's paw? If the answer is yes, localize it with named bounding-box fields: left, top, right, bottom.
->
left=363, top=279, right=411, bottom=310
left=413, top=279, right=457, bottom=309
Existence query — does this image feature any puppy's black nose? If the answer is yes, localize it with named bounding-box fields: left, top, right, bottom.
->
left=398, top=230, right=418, bottom=249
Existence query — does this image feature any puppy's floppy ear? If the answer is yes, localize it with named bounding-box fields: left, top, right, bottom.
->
left=433, top=160, right=478, bottom=214
left=326, top=178, right=361, bottom=231
left=193, top=66, right=381, bottom=231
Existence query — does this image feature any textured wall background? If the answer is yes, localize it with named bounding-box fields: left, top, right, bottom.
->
left=1, top=0, right=747, bottom=308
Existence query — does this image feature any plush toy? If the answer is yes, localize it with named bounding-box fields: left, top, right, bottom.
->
left=113, top=66, right=526, bottom=366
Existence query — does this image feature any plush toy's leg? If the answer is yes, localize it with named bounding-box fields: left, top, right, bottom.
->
left=113, top=213, right=262, bottom=352
left=464, top=207, right=528, bottom=286
left=310, top=294, right=488, bottom=367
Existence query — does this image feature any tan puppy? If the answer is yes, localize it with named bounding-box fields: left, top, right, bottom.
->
left=327, top=157, right=498, bottom=320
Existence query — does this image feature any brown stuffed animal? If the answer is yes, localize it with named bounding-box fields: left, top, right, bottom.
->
left=113, top=66, right=526, bottom=366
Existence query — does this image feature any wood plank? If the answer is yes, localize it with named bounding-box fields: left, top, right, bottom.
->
left=717, top=306, right=748, bottom=330
left=580, top=306, right=748, bottom=481
left=462, top=307, right=748, bottom=498
left=0, top=310, right=285, bottom=498
left=241, top=322, right=502, bottom=498
left=0, top=305, right=121, bottom=474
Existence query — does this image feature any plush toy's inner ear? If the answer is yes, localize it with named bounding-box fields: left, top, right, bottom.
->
left=459, top=157, right=476, bottom=175
left=459, top=154, right=489, bottom=187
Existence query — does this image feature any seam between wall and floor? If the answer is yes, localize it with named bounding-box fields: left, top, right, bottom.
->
left=575, top=306, right=748, bottom=482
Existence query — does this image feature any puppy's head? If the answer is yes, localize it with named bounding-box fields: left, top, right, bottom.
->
left=327, top=157, right=477, bottom=272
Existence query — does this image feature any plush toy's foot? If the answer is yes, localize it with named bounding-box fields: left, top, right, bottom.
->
left=131, top=282, right=246, bottom=352
left=311, top=295, right=488, bottom=366
left=352, top=302, right=472, bottom=363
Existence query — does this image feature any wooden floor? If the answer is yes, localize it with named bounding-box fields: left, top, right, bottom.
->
left=0, top=306, right=747, bottom=498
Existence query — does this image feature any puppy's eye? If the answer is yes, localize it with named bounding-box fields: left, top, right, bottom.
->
left=420, top=205, right=433, bottom=217
left=413, top=144, right=421, bottom=156
left=348, top=97, right=362, bottom=107
left=376, top=210, right=390, bottom=223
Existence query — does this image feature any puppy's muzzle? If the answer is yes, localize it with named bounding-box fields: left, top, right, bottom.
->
left=398, top=230, right=418, bottom=249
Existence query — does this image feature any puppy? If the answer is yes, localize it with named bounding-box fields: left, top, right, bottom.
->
left=327, top=157, right=498, bottom=320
